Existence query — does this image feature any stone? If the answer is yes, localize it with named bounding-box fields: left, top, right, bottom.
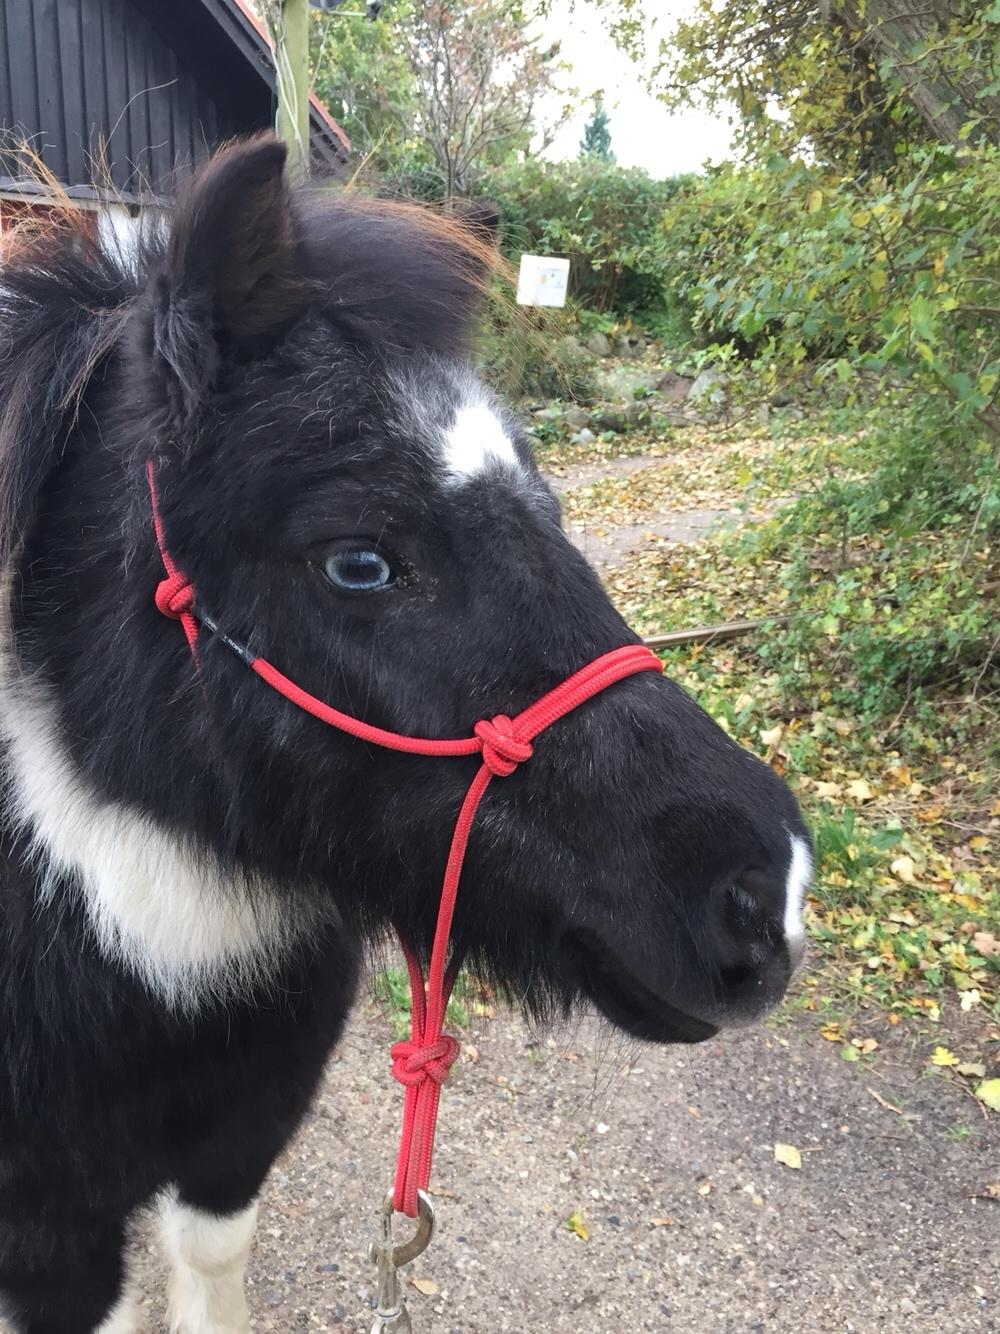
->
left=596, top=365, right=659, bottom=402
left=570, top=427, right=596, bottom=444
left=614, top=334, right=645, bottom=359
left=655, top=370, right=695, bottom=402
left=595, top=401, right=647, bottom=433
left=687, top=366, right=728, bottom=411
left=584, top=330, right=612, bottom=358
left=562, top=405, right=591, bottom=430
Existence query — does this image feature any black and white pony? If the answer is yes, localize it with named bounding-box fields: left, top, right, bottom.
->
left=0, top=138, right=811, bottom=1332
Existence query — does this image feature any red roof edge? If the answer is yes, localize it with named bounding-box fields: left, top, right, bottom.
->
left=232, top=0, right=352, bottom=154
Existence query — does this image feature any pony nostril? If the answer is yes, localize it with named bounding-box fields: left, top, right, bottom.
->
left=715, top=880, right=784, bottom=973
left=712, top=876, right=798, bottom=1016
left=719, top=881, right=774, bottom=945
left=723, top=884, right=758, bottom=930
left=719, top=958, right=757, bottom=992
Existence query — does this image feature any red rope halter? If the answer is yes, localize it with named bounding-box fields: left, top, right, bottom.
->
left=146, top=461, right=663, bottom=1216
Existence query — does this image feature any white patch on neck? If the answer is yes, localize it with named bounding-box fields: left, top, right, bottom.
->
left=0, top=674, right=298, bottom=1008
left=0, top=575, right=307, bottom=1009
left=784, top=833, right=812, bottom=944
left=442, top=402, right=522, bottom=482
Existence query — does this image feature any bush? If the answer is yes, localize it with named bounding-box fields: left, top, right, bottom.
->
left=662, top=146, right=1000, bottom=430
left=486, top=158, right=691, bottom=314
left=477, top=306, right=600, bottom=403
left=748, top=396, right=1000, bottom=719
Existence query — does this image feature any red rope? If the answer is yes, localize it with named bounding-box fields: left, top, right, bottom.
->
left=146, top=463, right=663, bottom=1216
left=146, top=462, right=200, bottom=660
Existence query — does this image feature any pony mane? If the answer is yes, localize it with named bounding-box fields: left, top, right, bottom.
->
left=0, top=163, right=503, bottom=573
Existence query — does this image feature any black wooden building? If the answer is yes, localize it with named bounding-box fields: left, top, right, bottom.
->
left=0, top=0, right=350, bottom=229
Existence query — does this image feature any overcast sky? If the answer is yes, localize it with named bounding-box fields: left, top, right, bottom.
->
left=537, top=0, right=735, bottom=177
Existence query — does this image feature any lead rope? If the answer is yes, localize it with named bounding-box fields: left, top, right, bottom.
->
left=145, top=463, right=662, bottom=1306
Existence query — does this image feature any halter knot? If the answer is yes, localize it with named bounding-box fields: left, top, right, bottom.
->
left=154, top=571, right=195, bottom=621
left=474, top=715, right=533, bottom=777
left=391, top=1035, right=460, bottom=1089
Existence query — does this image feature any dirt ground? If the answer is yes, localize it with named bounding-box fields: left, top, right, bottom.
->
left=116, top=996, right=998, bottom=1334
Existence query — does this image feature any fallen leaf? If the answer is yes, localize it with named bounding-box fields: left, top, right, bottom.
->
left=841, top=1045, right=861, bottom=1062
left=820, top=1022, right=843, bottom=1042
left=649, top=1217, right=674, bottom=1227
left=774, top=1142, right=802, bottom=1170
left=969, top=836, right=990, bottom=852
left=566, top=1211, right=589, bottom=1241
left=891, top=856, right=917, bottom=884
left=407, top=1277, right=438, bottom=1297
left=973, top=931, right=999, bottom=958
left=847, top=779, right=874, bottom=803
left=853, top=1037, right=879, bottom=1054
left=760, top=724, right=784, bottom=749
left=960, top=990, right=982, bottom=1012
left=956, top=1062, right=987, bottom=1079
left=930, top=1046, right=960, bottom=1067
left=975, top=1079, right=1000, bottom=1112
left=462, top=1044, right=480, bottom=1063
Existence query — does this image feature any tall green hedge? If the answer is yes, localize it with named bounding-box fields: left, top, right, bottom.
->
left=486, top=159, right=691, bottom=314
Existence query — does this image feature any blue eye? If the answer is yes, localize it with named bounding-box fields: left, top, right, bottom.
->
left=323, top=546, right=394, bottom=592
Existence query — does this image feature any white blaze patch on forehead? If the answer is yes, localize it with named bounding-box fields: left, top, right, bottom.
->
left=784, top=833, right=812, bottom=943
left=442, top=401, right=522, bottom=482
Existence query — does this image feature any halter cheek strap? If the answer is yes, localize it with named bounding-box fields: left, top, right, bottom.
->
left=146, top=461, right=663, bottom=1217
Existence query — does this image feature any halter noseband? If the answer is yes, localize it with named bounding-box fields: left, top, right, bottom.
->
left=145, top=460, right=663, bottom=1217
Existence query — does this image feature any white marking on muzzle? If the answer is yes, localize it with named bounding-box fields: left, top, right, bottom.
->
left=442, top=402, right=522, bottom=481
left=784, top=833, right=812, bottom=944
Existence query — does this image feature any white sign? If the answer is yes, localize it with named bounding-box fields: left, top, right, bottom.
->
left=516, top=254, right=570, bottom=308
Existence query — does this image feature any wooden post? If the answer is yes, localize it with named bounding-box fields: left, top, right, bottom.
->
left=272, top=0, right=311, bottom=181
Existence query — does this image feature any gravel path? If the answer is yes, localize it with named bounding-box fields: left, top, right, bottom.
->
left=542, top=456, right=784, bottom=568
left=113, top=999, right=997, bottom=1334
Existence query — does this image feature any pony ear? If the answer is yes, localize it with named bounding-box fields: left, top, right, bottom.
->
left=150, top=136, right=307, bottom=415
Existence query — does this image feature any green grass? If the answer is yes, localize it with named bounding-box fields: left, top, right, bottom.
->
left=372, top=966, right=472, bottom=1039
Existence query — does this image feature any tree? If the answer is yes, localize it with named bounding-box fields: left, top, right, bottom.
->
left=312, top=0, right=573, bottom=197
left=579, top=96, right=614, bottom=160
left=649, top=2, right=1000, bottom=437
left=651, top=0, right=1000, bottom=174
left=311, top=0, right=425, bottom=178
